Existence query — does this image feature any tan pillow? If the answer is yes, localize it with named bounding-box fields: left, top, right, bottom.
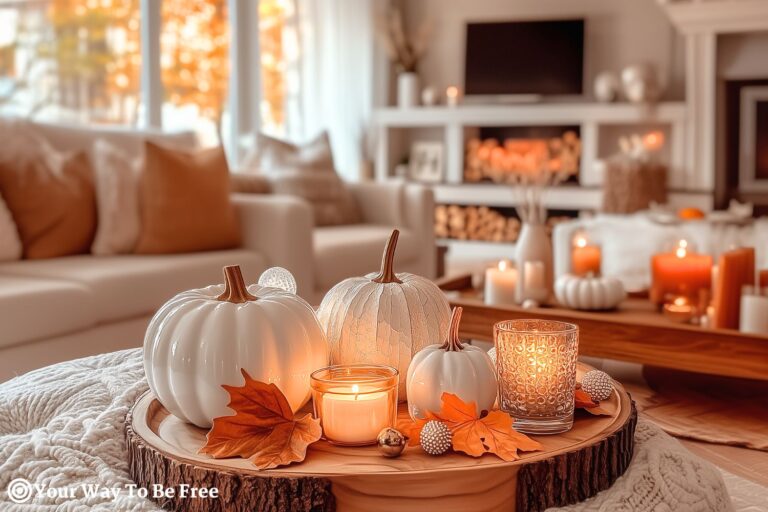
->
left=250, top=132, right=360, bottom=226
left=134, top=142, right=240, bottom=254
left=0, top=130, right=96, bottom=259
left=230, top=173, right=272, bottom=194
left=91, top=139, right=142, bottom=255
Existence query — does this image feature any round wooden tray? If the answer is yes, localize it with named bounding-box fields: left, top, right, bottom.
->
left=126, top=365, right=636, bottom=512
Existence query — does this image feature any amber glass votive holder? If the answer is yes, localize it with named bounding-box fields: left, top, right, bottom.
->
left=494, top=319, right=579, bottom=434
left=310, top=364, right=398, bottom=446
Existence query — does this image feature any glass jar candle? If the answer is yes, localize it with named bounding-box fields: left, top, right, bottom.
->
left=310, top=365, right=398, bottom=446
left=494, top=319, right=579, bottom=434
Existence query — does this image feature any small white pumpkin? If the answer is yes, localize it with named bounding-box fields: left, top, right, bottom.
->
left=317, top=230, right=452, bottom=400
left=406, top=307, right=497, bottom=419
left=144, top=265, right=329, bottom=428
left=555, top=273, right=626, bottom=311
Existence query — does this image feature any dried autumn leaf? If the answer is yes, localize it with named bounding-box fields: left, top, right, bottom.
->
left=437, top=393, right=542, bottom=461
left=575, top=388, right=598, bottom=409
left=200, top=369, right=322, bottom=470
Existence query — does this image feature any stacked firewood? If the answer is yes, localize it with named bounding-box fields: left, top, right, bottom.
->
left=435, top=205, right=521, bottom=242
left=435, top=205, right=573, bottom=243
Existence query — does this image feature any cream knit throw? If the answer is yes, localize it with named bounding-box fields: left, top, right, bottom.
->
left=0, top=349, right=744, bottom=511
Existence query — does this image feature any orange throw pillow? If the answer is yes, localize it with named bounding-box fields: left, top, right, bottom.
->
left=135, top=142, right=240, bottom=254
left=0, top=147, right=96, bottom=259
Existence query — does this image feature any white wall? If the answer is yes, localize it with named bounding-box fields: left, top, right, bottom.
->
left=399, top=0, right=685, bottom=102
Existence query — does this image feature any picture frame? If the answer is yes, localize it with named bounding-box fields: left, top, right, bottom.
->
left=739, top=85, right=768, bottom=192
left=409, top=141, right=444, bottom=183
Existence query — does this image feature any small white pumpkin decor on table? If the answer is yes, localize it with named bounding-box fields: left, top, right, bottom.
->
left=144, top=265, right=329, bottom=428
left=406, top=306, right=497, bottom=420
left=317, top=229, right=452, bottom=400
left=555, top=273, right=626, bottom=311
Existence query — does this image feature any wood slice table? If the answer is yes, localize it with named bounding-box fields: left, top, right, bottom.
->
left=126, top=365, right=636, bottom=512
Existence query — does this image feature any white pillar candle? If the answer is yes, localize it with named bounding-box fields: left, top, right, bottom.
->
left=320, top=385, right=391, bottom=445
left=485, top=260, right=518, bottom=305
left=739, top=292, right=768, bottom=334
left=520, top=260, right=548, bottom=303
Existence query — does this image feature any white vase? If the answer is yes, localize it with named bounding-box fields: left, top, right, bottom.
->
left=515, top=222, right=553, bottom=303
left=398, top=72, right=419, bottom=108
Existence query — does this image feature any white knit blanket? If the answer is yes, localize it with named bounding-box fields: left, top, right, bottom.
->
left=0, top=349, right=757, bottom=511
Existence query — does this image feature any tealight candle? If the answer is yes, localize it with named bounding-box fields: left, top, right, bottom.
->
left=494, top=319, right=579, bottom=434
left=571, top=233, right=601, bottom=276
left=484, top=260, right=518, bottom=305
left=310, top=365, right=398, bottom=446
left=662, top=296, right=694, bottom=323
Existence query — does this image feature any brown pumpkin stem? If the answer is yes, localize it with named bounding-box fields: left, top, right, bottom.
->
left=217, top=265, right=257, bottom=303
left=440, top=307, right=464, bottom=351
left=371, top=229, right=403, bottom=284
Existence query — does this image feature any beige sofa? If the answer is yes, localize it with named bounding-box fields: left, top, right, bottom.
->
left=0, top=122, right=435, bottom=380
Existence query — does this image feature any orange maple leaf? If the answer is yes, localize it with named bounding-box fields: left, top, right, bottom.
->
left=402, top=393, right=542, bottom=460
left=200, top=369, right=321, bottom=470
left=575, top=388, right=598, bottom=409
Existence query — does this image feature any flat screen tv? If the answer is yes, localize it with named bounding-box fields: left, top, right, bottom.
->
left=464, top=19, right=584, bottom=96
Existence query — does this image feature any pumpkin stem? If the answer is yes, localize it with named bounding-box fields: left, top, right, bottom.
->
left=441, top=306, right=464, bottom=351
left=371, top=229, right=403, bottom=284
left=217, top=265, right=257, bottom=303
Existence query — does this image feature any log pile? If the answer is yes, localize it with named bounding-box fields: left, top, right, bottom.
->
left=435, top=205, right=520, bottom=242
left=435, top=205, right=573, bottom=243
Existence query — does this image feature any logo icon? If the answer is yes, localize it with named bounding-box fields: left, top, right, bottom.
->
left=7, top=478, right=34, bottom=504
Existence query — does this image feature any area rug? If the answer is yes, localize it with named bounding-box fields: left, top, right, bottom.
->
left=0, top=349, right=751, bottom=511
left=629, top=367, right=768, bottom=452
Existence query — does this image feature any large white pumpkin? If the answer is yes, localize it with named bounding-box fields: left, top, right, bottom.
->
left=407, top=307, right=497, bottom=419
left=317, top=230, right=451, bottom=400
left=144, top=265, right=328, bottom=428
left=555, top=273, right=626, bottom=311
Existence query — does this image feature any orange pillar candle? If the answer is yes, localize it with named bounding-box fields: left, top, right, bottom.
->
left=760, top=269, right=768, bottom=288
left=572, top=235, right=602, bottom=276
left=713, top=247, right=755, bottom=330
left=650, top=239, right=713, bottom=305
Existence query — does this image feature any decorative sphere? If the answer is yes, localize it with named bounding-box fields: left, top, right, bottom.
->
left=593, top=71, right=620, bottom=103
left=420, top=420, right=452, bottom=456
left=582, top=370, right=614, bottom=401
left=522, top=299, right=539, bottom=309
left=377, top=427, right=408, bottom=457
left=258, top=267, right=297, bottom=294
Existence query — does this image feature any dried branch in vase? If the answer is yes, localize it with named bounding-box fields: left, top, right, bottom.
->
left=375, top=7, right=432, bottom=73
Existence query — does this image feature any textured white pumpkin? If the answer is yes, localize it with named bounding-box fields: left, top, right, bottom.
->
left=317, top=230, right=451, bottom=400
left=144, top=266, right=329, bottom=428
left=407, top=307, right=497, bottom=420
left=555, top=273, right=626, bottom=310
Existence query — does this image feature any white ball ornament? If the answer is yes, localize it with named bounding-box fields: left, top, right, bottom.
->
left=420, top=420, right=452, bottom=455
left=582, top=370, right=614, bottom=401
left=258, top=266, right=298, bottom=294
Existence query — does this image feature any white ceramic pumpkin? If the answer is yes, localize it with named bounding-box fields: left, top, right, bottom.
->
left=406, top=307, right=497, bottom=419
left=144, top=265, right=329, bottom=428
left=555, top=273, right=626, bottom=311
left=317, top=230, right=452, bottom=400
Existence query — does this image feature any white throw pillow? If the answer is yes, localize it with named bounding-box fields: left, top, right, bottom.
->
left=0, top=194, right=22, bottom=261
left=90, top=139, right=141, bottom=255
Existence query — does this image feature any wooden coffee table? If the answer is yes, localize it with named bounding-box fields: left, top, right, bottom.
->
left=438, top=275, right=768, bottom=382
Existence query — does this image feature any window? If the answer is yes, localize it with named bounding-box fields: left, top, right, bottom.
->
left=0, top=0, right=141, bottom=124
left=0, top=0, right=295, bottom=160
left=161, top=0, right=228, bottom=146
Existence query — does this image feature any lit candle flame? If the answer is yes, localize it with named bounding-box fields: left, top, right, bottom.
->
left=498, top=260, right=509, bottom=271
left=673, top=296, right=687, bottom=307
left=446, top=86, right=458, bottom=98
left=675, top=240, right=688, bottom=259
left=575, top=237, right=587, bottom=248
left=352, top=383, right=359, bottom=400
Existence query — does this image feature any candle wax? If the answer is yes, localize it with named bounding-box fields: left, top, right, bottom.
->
left=485, top=261, right=518, bottom=305
left=320, top=385, right=391, bottom=445
left=650, top=243, right=712, bottom=305
left=572, top=244, right=601, bottom=276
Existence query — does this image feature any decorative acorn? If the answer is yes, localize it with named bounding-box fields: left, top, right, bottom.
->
left=420, top=420, right=452, bottom=455
left=377, top=427, right=408, bottom=458
left=582, top=370, right=614, bottom=401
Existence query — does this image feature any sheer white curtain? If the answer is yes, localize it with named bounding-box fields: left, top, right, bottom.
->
left=296, top=0, right=379, bottom=181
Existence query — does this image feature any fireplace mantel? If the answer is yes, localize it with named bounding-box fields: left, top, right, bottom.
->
left=660, top=0, right=768, bottom=34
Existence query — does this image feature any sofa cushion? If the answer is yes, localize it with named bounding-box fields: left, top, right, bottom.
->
left=0, top=250, right=266, bottom=323
left=0, top=276, right=96, bottom=348
left=313, top=226, right=419, bottom=290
